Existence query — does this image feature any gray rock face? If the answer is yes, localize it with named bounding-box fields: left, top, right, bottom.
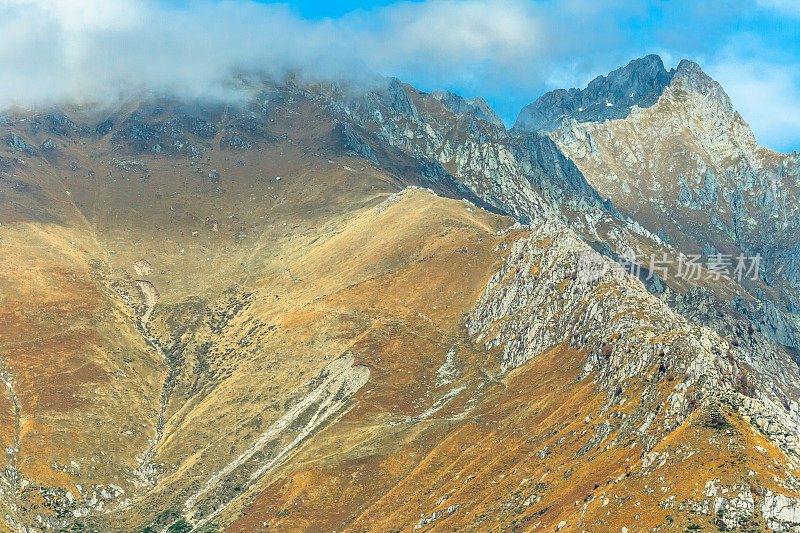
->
left=43, top=112, right=80, bottom=136
left=671, top=59, right=735, bottom=116
left=678, top=168, right=719, bottom=209
left=678, top=174, right=693, bottom=206
left=510, top=132, right=605, bottom=207
left=338, top=121, right=378, bottom=164
left=6, top=133, right=37, bottom=155
left=514, top=54, right=675, bottom=132
left=220, top=131, right=253, bottom=150
left=325, top=66, right=800, bottom=497
left=465, top=226, right=800, bottom=529
left=735, top=296, right=800, bottom=348
left=762, top=491, right=800, bottom=532
left=429, top=90, right=505, bottom=127
left=466, top=223, right=744, bottom=452
left=384, top=77, right=419, bottom=121
left=531, top=54, right=800, bottom=356
left=181, top=115, right=218, bottom=139
left=697, top=168, right=719, bottom=207
left=2, top=68, right=800, bottom=530
left=336, top=76, right=621, bottom=234
left=41, top=138, right=56, bottom=152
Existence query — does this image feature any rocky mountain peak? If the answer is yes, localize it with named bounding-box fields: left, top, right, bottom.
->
left=429, top=89, right=505, bottom=128
left=670, top=58, right=735, bottom=116
left=514, top=54, right=676, bottom=132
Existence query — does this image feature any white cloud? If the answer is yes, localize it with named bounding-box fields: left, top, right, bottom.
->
left=0, top=0, right=144, bottom=30
left=0, top=0, right=644, bottom=107
left=707, top=60, right=800, bottom=152
left=756, top=0, right=800, bottom=17
left=0, top=0, right=554, bottom=108
left=0, top=0, right=344, bottom=107
left=359, top=0, right=545, bottom=66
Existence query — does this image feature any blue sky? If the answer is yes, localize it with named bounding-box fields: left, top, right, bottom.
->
left=280, top=1, right=403, bottom=18
left=279, top=0, right=800, bottom=151
left=1, top=0, right=799, bottom=151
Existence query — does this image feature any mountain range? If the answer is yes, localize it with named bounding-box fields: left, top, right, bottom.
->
left=0, top=55, right=799, bottom=532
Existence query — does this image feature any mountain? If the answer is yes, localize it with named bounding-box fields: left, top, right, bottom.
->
left=429, top=90, right=505, bottom=128
left=514, top=54, right=676, bottom=132
left=519, top=56, right=800, bottom=351
left=0, top=58, right=798, bottom=533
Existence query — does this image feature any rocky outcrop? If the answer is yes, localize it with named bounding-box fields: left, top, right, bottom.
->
left=763, top=491, right=800, bottom=532
left=133, top=259, right=153, bottom=277
left=2, top=60, right=799, bottom=533
left=5, top=134, right=37, bottom=156
left=337, top=121, right=378, bottom=164
left=467, top=222, right=733, bottom=401
left=430, top=90, right=504, bottom=127
left=135, top=280, right=158, bottom=326
left=465, top=221, right=800, bottom=529
left=110, top=109, right=206, bottom=157
left=334, top=77, right=624, bottom=235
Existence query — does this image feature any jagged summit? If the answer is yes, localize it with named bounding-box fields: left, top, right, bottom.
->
left=429, top=89, right=505, bottom=128
left=513, top=55, right=745, bottom=135
left=671, top=58, right=736, bottom=116
left=514, top=54, right=678, bottom=132
left=538, top=53, right=799, bottom=346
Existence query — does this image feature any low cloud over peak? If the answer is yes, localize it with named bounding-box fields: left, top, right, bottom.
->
left=0, top=0, right=549, bottom=107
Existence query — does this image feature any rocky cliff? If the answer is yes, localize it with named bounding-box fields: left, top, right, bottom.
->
left=525, top=56, right=800, bottom=351
left=514, top=54, right=676, bottom=132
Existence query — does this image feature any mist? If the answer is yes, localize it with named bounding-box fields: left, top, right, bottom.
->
left=0, top=0, right=546, bottom=108
left=0, top=1, right=348, bottom=106
left=0, top=0, right=661, bottom=108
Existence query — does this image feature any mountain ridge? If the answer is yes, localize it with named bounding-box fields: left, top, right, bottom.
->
left=514, top=54, right=676, bottom=132
left=1, top=56, right=800, bottom=532
left=526, top=55, right=799, bottom=342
